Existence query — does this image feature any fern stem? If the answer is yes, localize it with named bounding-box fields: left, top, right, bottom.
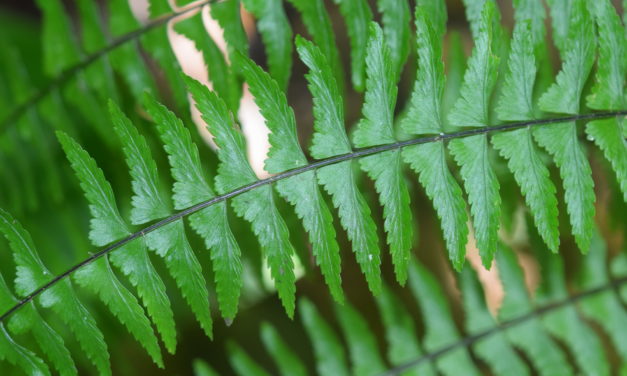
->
left=0, top=110, right=624, bottom=322
left=0, top=0, right=215, bottom=131
left=379, top=274, right=627, bottom=376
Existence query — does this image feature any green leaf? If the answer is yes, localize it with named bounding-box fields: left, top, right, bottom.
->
left=227, top=341, right=271, bottom=376
left=512, top=0, right=546, bottom=46
left=175, top=11, right=241, bottom=114
left=331, top=0, right=372, bottom=91
left=587, top=0, right=626, bottom=111
left=374, top=283, right=435, bottom=376
left=496, top=20, right=536, bottom=121
left=241, top=0, right=292, bottom=91
left=537, top=255, right=608, bottom=375
left=449, top=134, right=500, bottom=266
left=113, top=100, right=215, bottom=335
left=237, top=53, right=343, bottom=301
left=75, top=0, right=118, bottom=101
left=210, top=0, right=249, bottom=57
left=260, top=322, right=308, bottom=376
left=533, top=122, right=595, bottom=252
left=377, top=0, right=411, bottom=79
left=35, top=0, right=81, bottom=76
left=109, top=101, right=171, bottom=225
left=141, top=1, right=188, bottom=111
left=416, top=0, right=447, bottom=38
left=586, top=118, right=627, bottom=201
left=145, top=93, right=242, bottom=322
left=492, top=128, right=559, bottom=252
left=107, top=0, right=156, bottom=99
left=73, top=258, right=164, bottom=368
left=193, top=359, right=220, bottom=376
left=187, top=77, right=296, bottom=317
left=577, top=230, right=627, bottom=363
left=0, top=208, right=111, bottom=375
left=353, top=23, right=412, bottom=284
left=299, top=299, right=349, bottom=376
left=0, top=323, right=50, bottom=376
left=407, top=260, right=480, bottom=376
left=496, top=246, right=573, bottom=375
left=57, top=131, right=176, bottom=355
left=448, top=1, right=500, bottom=128
left=288, top=0, right=344, bottom=90
left=403, top=143, right=468, bottom=268
left=459, top=266, right=530, bottom=376
left=402, top=4, right=446, bottom=135
left=335, top=301, right=386, bottom=376
left=0, top=274, right=75, bottom=376
left=539, top=0, right=596, bottom=115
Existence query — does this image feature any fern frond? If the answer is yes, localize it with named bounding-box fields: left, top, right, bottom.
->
left=354, top=23, right=412, bottom=284
left=241, top=0, right=292, bottom=91
left=57, top=132, right=169, bottom=365
left=144, top=93, right=242, bottom=323
left=0, top=208, right=111, bottom=375
left=297, top=36, right=381, bottom=294
left=448, top=1, right=502, bottom=266
left=188, top=75, right=297, bottom=317
left=535, top=0, right=596, bottom=252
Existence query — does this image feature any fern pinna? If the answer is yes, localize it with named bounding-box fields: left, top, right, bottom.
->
left=0, top=0, right=625, bottom=374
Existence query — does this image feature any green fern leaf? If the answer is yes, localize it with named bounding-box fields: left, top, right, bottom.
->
left=353, top=23, right=412, bottom=284
left=210, top=0, right=249, bottom=57
left=335, top=302, right=386, bottom=376
left=75, top=0, right=117, bottom=101
left=585, top=0, right=627, bottom=201
left=578, top=230, right=627, bottom=363
left=402, top=5, right=469, bottom=269
left=57, top=131, right=171, bottom=362
left=236, top=53, right=344, bottom=302
left=109, top=102, right=171, bottom=224
left=377, top=0, right=411, bottom=79
left=448, top=1, right=501, bottom=266
left=260, top=322, right=307, bottom=376
left=587, top=0, right=625, bottom=111
left=375, top=283, right=435, bottom=375
left=459, top=266, right=530, bottom=376
left=107, top=0, right=156, bottom=99
left=112, top=100, right=215, bottom=335
left=145, top=93, right=242, bottom=323
left=299, top=299, right=350, bottom=376
left=175, top=12, right=241, bottom=114
left=540, top=2, right=595, bottom=115
left=492, top=129, right=560, bottom=252
left=227, top=341, right=270, bottom=376
left=241, top=0, right=292, bottom=91
left=0, top=323, right=50, bottom=376
left=586, top=118, right=627, bottom=201
left=187, top=77, right=296, bottom=317
left=493, top=13, right=559, bottom=252
left=331, top=0, right=372, bottom=91
left=288, top=0, right=344, bottom=90
left=496, top=246, right=573, bottom=375
left=141, top=0, right=188, bottom=111
left=0, top=208, right=111, bottom=375
left=0, top=273, right=75, bottom=376
left=34, top=0, right=80, bottom=76
left=73, top=258, right=164, bottom=368
left=534, top=0, right=596, bottom=252
left=529, top=229, right=609, bottom=376
left=496, top=20, right=536, bottom=121
left=408, top=261, right=480, bottom=376
left=193, top=359, right=220, bottom=376
left=513, top=0, right=546, bottom=46
left=297, top=36, right=382, bottom=294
